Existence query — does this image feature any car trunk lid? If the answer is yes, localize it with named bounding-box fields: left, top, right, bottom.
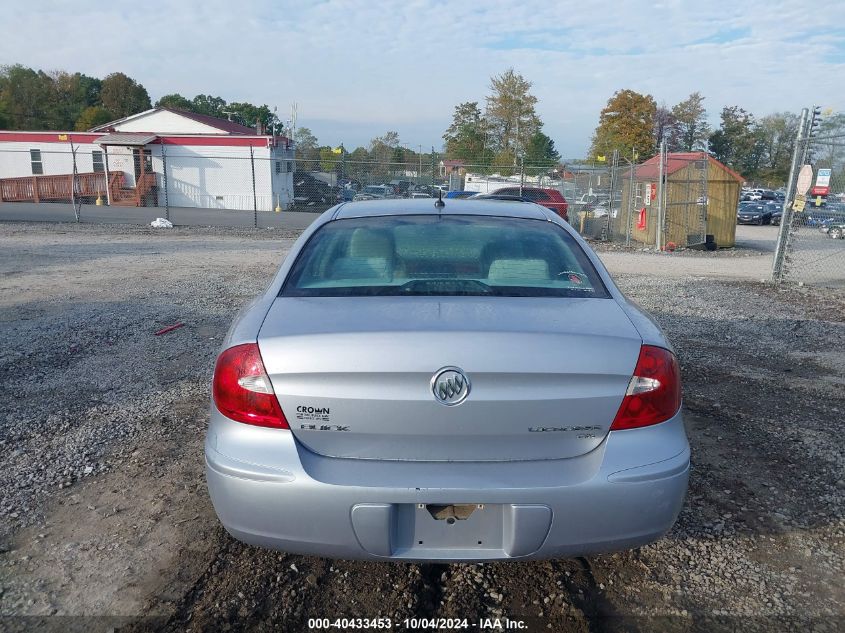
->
left=258, top=297, right=642, bottom=461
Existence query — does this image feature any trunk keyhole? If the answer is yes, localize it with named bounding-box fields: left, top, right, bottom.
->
left=446, top=517, right=456, bottom=525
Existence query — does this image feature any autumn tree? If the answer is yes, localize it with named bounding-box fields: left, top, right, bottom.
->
left=99, top=72, right=151, bottom=119
left=74, top=106, right=113, bottom=131
left=670, top=92, right=710, bottom=151
left=485, top=69, right=540, bottom=156
left=53, top=71, right=101, bottom=128
left=590, top=89, right=657, bottom=160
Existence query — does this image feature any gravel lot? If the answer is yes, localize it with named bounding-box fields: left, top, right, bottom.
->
left=0, top=222, right=843, bottom=633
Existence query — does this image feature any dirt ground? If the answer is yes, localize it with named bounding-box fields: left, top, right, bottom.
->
left=0, top=222, right=843, bottom=633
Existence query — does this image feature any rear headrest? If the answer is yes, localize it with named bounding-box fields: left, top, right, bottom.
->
left=349, top=228, right=395, bottom=260
left=487, top=258, right=550, bottom=282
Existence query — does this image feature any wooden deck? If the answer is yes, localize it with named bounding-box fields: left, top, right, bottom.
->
left=0, top=172, right=157, bottom=207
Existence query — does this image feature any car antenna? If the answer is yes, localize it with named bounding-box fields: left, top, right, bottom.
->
left=434, top=188, right=445, bottom=209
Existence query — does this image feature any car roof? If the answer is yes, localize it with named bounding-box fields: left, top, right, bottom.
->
left=332, top=197, right=552, bottom=220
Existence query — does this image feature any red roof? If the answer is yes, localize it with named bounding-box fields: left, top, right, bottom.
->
left=441, top=159, right=465, bottom=167
left=633, top=152, right=744, bottom=183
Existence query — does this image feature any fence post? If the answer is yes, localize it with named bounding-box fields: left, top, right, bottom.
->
left=519, top=156, right=525, bottom=195
left=69, top=141, right=80, bottom=222
left=626, top=154, right=635, bottom=246
left=656, top=140, right=665, bottom=251
left=250, top=146, right=258, bottom=228
left=430, top=147, right=436, bottom=186
left=162, top=143, right=169, bottom=221
left=772, top=107, right=809, bottom=282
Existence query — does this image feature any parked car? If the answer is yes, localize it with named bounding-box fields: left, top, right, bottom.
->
left=409, top=191, right=432, bottom=199
left=445, top=191, right=477, bottom=199
left=471, top=193, right=533, bottom=203
left=805, top=205, right=845, bottom=228
left=491, top=187, right=569, bottom=221
left=737, top=202, right=772, bottom=225
left=389, top=180, right=414, bottom=196
left=293, top=170, right=336, bottom=206
left=353, top=185, right=395, bottom=201
left=206, top=198, right=689, bottom=561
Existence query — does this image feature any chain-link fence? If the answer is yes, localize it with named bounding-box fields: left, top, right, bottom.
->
left=773, top=109, right=845, bottom=288
left=0, top=143, right=748, bottom=255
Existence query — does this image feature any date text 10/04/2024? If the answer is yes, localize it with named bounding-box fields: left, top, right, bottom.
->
left=308, top=617, right=529, bottom=630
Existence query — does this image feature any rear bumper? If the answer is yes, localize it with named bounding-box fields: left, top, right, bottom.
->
left=205, top=409, right=689, bottom=561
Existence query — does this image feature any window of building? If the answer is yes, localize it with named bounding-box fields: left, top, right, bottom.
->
left=92, top=150, right=104, bottom=173
left=287, top=161, right=293, bottom=173
left=30, top=149, right=43, bottom=175
left=276, top=161, right=281, bottom=174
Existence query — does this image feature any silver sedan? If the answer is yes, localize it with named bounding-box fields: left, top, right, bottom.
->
left=205, top=198, right=689, bottom=561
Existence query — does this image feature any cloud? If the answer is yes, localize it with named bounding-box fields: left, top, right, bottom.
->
left=1, top=0, right=842, bottom=156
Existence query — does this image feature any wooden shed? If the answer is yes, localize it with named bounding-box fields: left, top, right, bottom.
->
left=616, top=152, right=743, bottom=248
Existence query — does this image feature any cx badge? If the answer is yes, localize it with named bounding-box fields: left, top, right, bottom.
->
left=431, top=367, right=471, bottom=406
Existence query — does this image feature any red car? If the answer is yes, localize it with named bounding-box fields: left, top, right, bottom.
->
left=492, top=187, right=569, bottom=221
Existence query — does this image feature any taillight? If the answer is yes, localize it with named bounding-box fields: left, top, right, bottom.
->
left=212, top=343, right=289, bottom=429
left=610, top=345, right=681, bottom=431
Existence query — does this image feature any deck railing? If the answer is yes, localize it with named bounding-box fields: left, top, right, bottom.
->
left=0, top=172, right=107, bottom=202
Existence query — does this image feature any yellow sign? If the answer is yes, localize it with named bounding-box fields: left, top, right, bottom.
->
left=596, top=154, right=606, bottom=162
left=792, top=194, right=806, bottom=212
left=58, top=134, right=68, bottom=141
left=331, top=147, right=342, bottom=154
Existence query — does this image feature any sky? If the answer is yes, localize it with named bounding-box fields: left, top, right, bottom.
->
left=1, top=0, right=843, bottom=157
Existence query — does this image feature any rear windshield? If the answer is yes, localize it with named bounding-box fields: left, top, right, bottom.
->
left=281, top=215, right=609, bottom=298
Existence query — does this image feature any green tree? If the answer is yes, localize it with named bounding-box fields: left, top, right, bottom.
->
left=750, top=112, right=799, bottom=185
left=227, top=102, right=280, bottom=133
left=590, top=89, right=657, bottom=160
left=319, top=146, right=341, bottom=172
left=485, top=69, right=540, bottom=156
left=670, top=92, right=710, bottom=151
left=0, top=65, right=60, bottom=129
left=524, top=129, right=560, bottom=170
left=191, top=94, right=226, bottom=117
left=294, top=127, right=320, bottom=162
left=708, top=106, right=755, bottom=174
left=156, top=93, right=194, bottom=111
left=53, top=71, right=101, bottom=128
left=99, top=72, right=151, bottom=119
left=369, top=131, right=400, bottom=162
left=443, top=101, right=490, bottom=163
left=74, top=106, right=113, bottom=131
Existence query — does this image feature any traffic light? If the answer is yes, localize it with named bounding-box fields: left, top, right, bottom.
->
left=809, top=106, right=822, bottom=137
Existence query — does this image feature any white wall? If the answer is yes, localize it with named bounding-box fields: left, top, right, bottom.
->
left=0, top=141, right=101, bottom=179
left=112, top=110, right=226, bottom=135
left=155, top=144, right=294, bottom=211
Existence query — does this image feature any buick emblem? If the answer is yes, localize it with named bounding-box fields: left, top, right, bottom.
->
left=431, top=367, right=471, bottom=406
